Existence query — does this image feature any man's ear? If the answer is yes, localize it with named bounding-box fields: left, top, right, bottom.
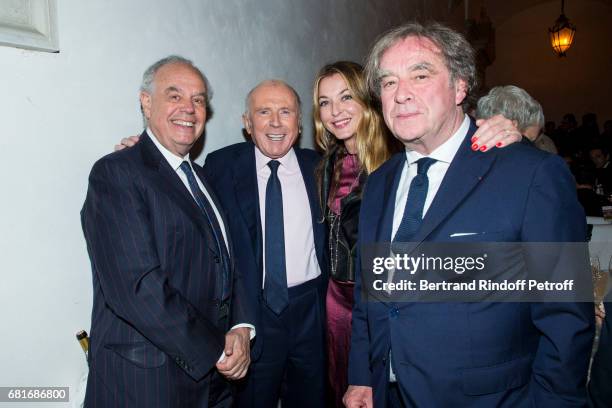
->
left=140, top=92, right=152, bottom=120
left=454, top=79, right=468, bottom=106
left=242, top=113, right=252, bottom=135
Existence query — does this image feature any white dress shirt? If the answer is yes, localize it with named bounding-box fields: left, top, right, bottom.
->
left=149, top=129, right=229, bottom=248
left=254, top=146, right=321, bottom=288
left=392, top=115, right=470, bottom=240
left=148, top=129, right=254, bottom=357
left=387, top=115, right=469, bottom=382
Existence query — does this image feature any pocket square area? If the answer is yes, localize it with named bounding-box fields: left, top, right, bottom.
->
left=449, top=232, right=479, bottom=237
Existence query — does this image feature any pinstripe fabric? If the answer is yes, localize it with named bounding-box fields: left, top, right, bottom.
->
left=180, top=161, right=231, bottom=301
left=81, top=132, right=251, bottom=407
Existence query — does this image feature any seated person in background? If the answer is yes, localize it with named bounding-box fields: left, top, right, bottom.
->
left=574, top=166, right=607, bottom=217
left=476, top=85, right=558, bottom=154
left=589, top=145, right=612, bottom=195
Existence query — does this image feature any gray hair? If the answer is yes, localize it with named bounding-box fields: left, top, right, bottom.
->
left=365, top=22, right=477, bottom=100
left=139, top=55, right=213, bottom=126
left=140, top=55, right=213, bottom=103
left=243, top=79, right=302, bottom=119
left=476, top=85, right=544, bottom=132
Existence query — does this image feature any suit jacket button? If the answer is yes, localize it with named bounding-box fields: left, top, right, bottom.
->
left=214, top=256, right=221, bottom=263
left=390, top=308, right=399, bottom=318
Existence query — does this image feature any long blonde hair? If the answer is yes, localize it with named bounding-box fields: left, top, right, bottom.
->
left=313, top=61, right=392, bottom=175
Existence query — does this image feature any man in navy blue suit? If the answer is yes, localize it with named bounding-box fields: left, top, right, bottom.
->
left=81, top=56, right=254, bottom=407
left=202, top=80, right=327, bottom=408
left=344, top=23, right=594, bottom=408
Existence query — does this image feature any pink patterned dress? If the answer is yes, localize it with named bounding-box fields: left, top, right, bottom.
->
left=326, top=153, right=361, bottom=407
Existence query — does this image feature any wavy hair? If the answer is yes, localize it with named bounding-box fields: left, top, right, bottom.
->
left=364, top=22, right=477, bottom=108
left=313, top=61, right=391, bottom=175
left=476, top=85, right=544, bottom=132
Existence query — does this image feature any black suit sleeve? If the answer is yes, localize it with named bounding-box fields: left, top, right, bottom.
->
left=81, top=158, right=224, bottom=381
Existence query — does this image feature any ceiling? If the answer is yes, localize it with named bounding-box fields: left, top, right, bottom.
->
left=458, top=0, right=612, bottom=26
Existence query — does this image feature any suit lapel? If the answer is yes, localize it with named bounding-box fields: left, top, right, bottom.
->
left=364, top=153, right=405, bottom=305
left=378, top=153, right=406, bottom=242
left=140, top=132, right=216, bottom=252
left=411, top=122, right=496, bottom=245
left=232, top=144, right=263, bottom=280
left=194, top=165, right=234, bottom=258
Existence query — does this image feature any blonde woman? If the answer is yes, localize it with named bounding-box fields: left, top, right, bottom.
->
left=314, top=61, right=393, bottom=406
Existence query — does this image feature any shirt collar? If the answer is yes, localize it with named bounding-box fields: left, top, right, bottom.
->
left=254, top=145, right=299, bottom=173
left=147, top=127, right=191, bottom=171
left=405, top=114, right=470, bottom=166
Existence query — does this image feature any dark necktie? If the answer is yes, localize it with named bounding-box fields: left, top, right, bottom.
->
left=179, top=161, right=231, bottom=301
left=264, top=160, right=289, bottom=315
left=393, top=157, right=438, bottom=243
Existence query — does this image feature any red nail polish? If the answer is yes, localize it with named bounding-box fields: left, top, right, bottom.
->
left=471, top=136, right=478, bottom=143
left=480, top=145, right=487, bottom=152
left=496, top=142, right=503, bottom=147
left=471, top=143, right=479, bottom=151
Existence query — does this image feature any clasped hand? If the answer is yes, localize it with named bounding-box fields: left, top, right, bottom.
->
left=216, top=327, right=251, bottom=380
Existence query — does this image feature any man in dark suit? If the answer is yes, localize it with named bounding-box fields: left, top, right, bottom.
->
left=81, top=56, right=254, bottom=407
left=202, top=80, right=327, bottom=408
left=344, top=23, right=594, bottom=408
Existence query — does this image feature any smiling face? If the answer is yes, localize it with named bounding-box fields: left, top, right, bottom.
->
left=243, top=81, right=300, bottom=159
left=378, top=36, right=467, bottom=153
left=317, top=73, right=364, bottom=152
left=140, top=62, right=207, bottom=157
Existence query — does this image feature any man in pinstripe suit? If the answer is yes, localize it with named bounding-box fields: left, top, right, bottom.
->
left=81, top=56, right=254, bottom=407
left=113, top=79, right=328, bottom=407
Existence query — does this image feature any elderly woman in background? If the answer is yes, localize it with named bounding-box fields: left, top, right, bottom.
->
left=477, top=85, right=558, bottom=154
